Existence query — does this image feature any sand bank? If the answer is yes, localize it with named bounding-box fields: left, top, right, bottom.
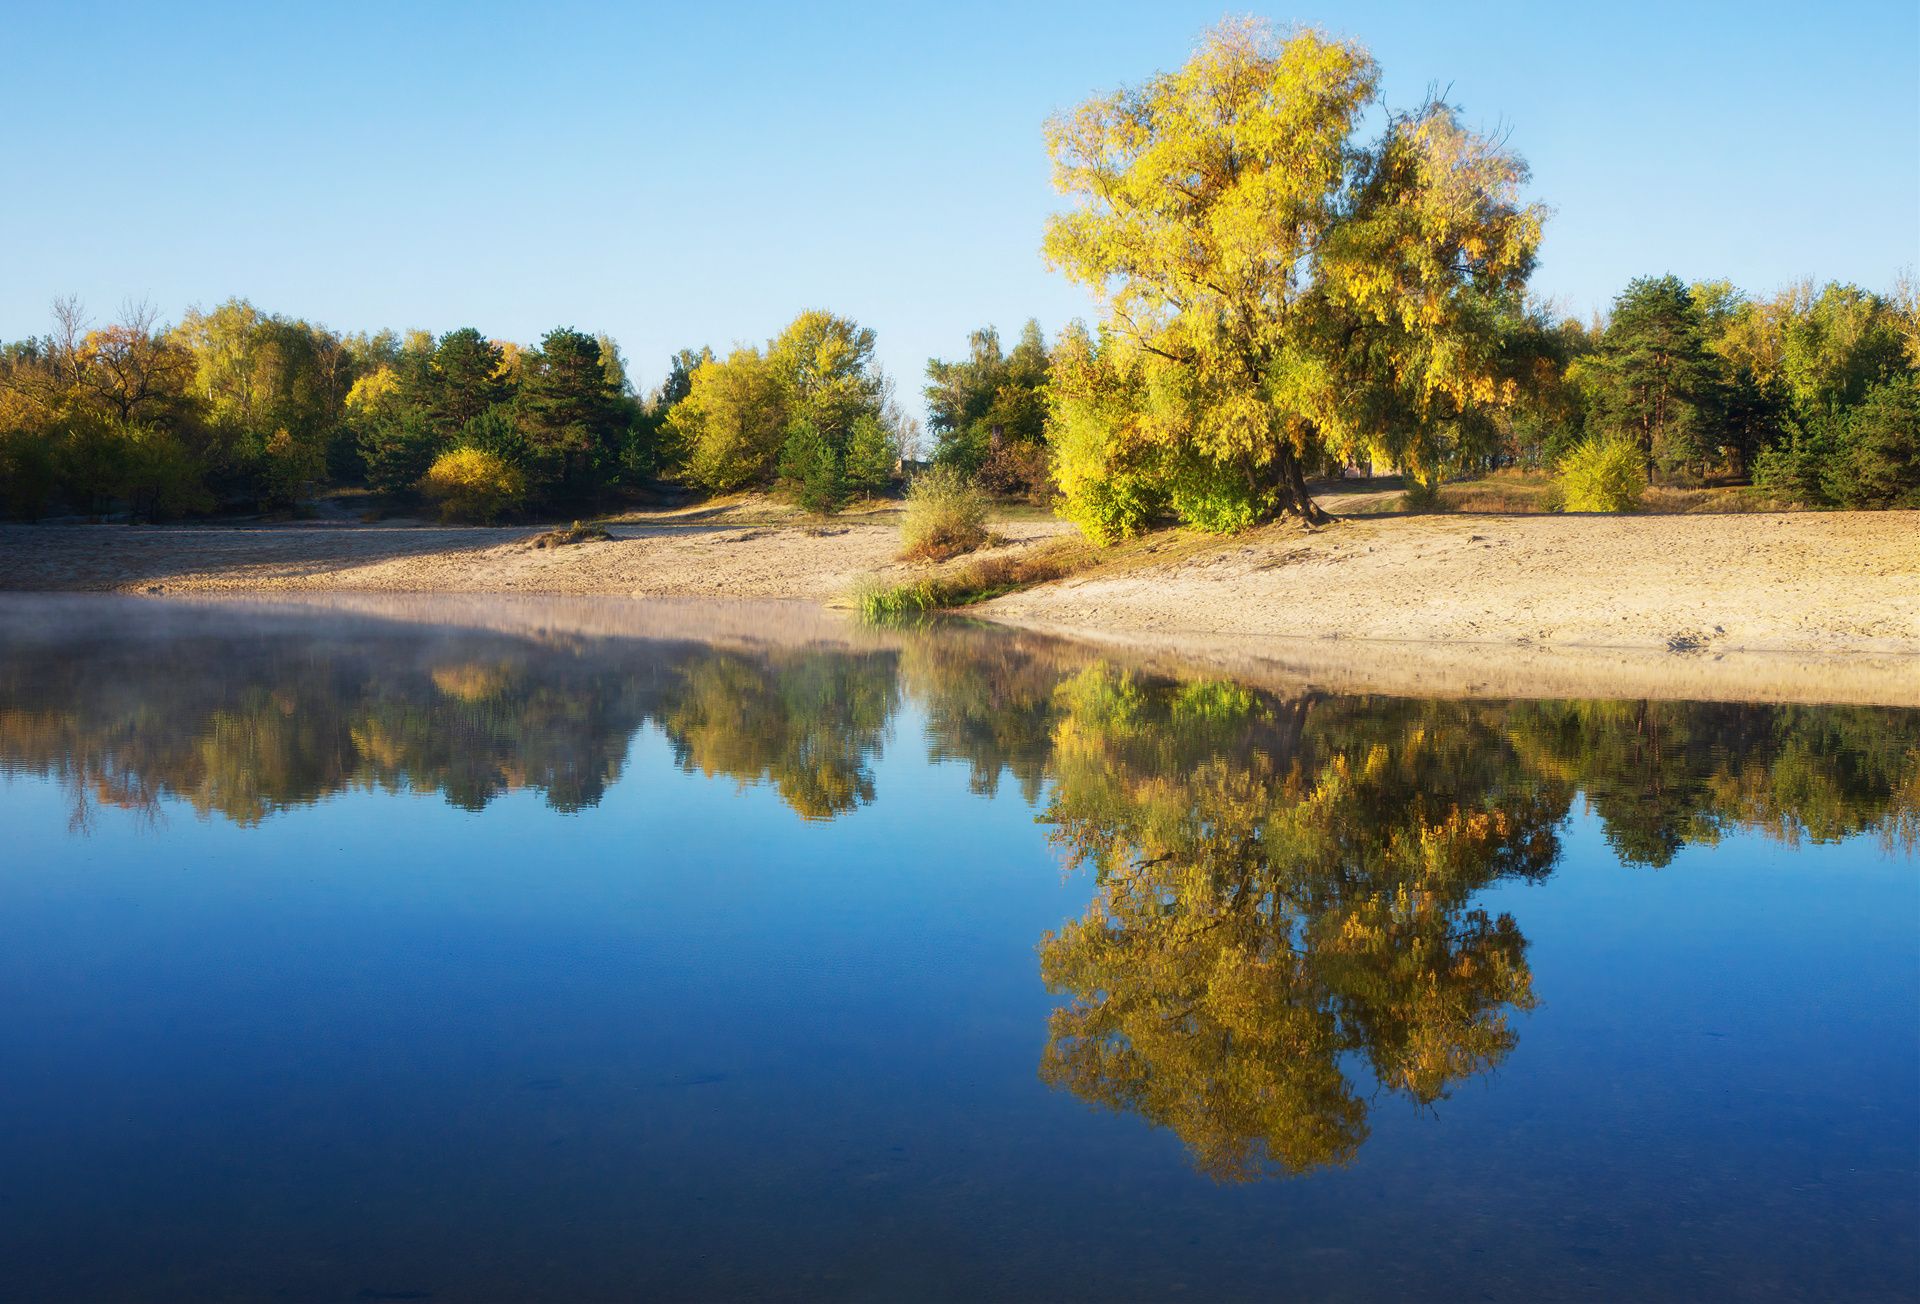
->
left=1, top=507, right=1913, bottom=705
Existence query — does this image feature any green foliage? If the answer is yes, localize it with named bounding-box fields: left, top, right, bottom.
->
left=456, top=402, right=531, bottom=468
left=614, top=410, right=665, bottom=484
left=1398, top=476, right=1444, bottom=513
left=0, top=428, right=56, bottom=519
left=359, top=405, right=444, bottom=496
left=653, top=346, right=713, bottom=415
left=1823, top=375, right=1920, bottom=507
left=1556, top=435, right=1647, bottom=512
left=900, top=465, right=989, bottom=560
left=119, top=423, right=213, bottom=520
left=842, top=413, right=897, bottom=496
left=173, top=298, right=356, bottom=505
left=1583, top=275, right=1720, bottom=477
left=1752, top=422, right=1837, bottom=504
left=778, top=417, right=846, bottom=513
left=1755, top=376, right=1920, bottom=508
left=925, top=320, right=1051, bottom=481
left=1167, top=456, right=1271, bottom=534
left=853, top=575, right=944, bottom=622
left=854, top=542, right=1087, bottom=623
left=419, top=446, right=527, bottom=523
left=676, top=347, right=789, bottom=491
left=51, top=416, right=130, bottom=514
left=428, top=328, right=508, bottom=438
left=257, top=426, right=325, bottom=510
left=518, top=327, right=627, bottom=501
left=768, top=310, right=883, bottom=441
left=1780, top=282, right=1908, bottom=415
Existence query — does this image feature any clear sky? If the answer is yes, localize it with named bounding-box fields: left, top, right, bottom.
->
left=4, top=0, right=1916, bottom=406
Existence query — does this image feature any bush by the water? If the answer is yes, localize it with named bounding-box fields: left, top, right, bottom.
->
left=1556, top=437, right=1646, bottom=512
left=419, top=447, right=526, bottom=522
left=900, top=466, right=989, bottom=560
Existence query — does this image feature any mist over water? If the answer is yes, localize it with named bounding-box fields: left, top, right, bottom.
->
left=0, top=596, right=1914, bottom=1301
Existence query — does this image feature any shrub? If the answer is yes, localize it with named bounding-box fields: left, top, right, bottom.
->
left=900, top=465, right=989, bottom=560
left=1556, top=436, right=1646, bottom=512
left=52, top=416, right=129, bottom=515
left=419, top=446, right=527, bottom=523
left=529, top=520, right=611, bottom=548
left=1398, top=473, right=1443, bottom=513
left=1167, top=455, right=1270, bottom=533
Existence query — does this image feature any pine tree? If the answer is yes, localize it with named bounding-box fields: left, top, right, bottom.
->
left=1588, top=276, right=1723, bottom=481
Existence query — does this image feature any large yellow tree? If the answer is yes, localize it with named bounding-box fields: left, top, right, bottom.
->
left=1043, top=20, right=1542, bottom=533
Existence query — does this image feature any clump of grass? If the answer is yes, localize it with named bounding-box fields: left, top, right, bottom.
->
left=855, top=541, right=1090, bottom=623
left=529, top=520, right=613, bottom=548
left=1437, top=472, right=1558, bottom=514
left=1556, top=436, right=1647, bottom=512
left=1641, top=484, right=1792, bottom=514
left=899, top=465, right=989, bottom=561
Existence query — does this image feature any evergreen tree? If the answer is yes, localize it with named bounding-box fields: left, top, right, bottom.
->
left=1587, top=276, right=1723, bottom=481
left=518, top=327, right=625, bottom=500
left=429, top=328, right=507, bottom=438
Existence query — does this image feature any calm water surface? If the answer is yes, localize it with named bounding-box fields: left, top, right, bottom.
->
left=0, top=596, right=1914, bottom=1302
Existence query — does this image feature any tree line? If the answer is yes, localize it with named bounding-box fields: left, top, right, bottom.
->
left=0, top=297, right=931, bottom=522
left=2, top=21, right=1914, bottom=528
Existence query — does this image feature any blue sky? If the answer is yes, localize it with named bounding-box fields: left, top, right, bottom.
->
left=4, top=1, right=1915, bottom=405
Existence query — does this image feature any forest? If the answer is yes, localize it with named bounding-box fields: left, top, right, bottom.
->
left=0, top=22, right=1914, bottom=531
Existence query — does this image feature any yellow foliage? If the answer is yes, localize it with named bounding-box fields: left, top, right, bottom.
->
left=1042, top=20, right=1543, bottom=528
left=345, top=365, right=400, bottom=415
left=418, top=446, right=527, bottom=523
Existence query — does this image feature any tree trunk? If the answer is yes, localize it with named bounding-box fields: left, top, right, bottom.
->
left=1270, top=446, right=1331, bottom=524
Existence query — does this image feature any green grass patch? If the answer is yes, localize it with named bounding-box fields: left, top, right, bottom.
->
left=854, top=539, right=1093, bottom=623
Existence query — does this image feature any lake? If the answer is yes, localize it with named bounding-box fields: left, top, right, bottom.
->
left=0, top=595, right=1914, bottom=1302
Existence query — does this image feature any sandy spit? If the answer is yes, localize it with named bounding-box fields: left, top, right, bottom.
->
left=0, top=516, right=1069, bottom=601
left=1, top=509, right=1914, bottom=706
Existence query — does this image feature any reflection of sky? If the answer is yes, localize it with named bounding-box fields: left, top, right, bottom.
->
left=0, top=662, right=1915, bottom=1299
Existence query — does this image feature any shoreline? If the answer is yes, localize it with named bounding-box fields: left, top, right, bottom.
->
left=1, top=508, right=1916, bottom=707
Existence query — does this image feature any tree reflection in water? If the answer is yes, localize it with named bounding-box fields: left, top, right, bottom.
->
left=0, top=604, right=1913, bottom=1178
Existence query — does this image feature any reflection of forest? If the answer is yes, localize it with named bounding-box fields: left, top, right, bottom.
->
left=1, top=611, right=1912, bottom=850
left=0, top=613, right=899, bottom=827
left=3, top=610, right=1914, bottom=1180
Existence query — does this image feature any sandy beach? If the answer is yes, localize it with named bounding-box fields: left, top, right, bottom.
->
left=2, top=505, right=1915, bottom=705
